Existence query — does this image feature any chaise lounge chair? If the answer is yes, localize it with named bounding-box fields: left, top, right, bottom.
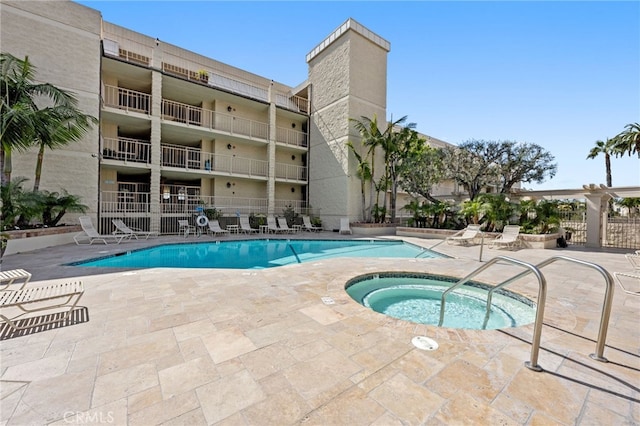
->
left=112, top=219, right=158, bottom=240
left=277, top=217, right=297, bottom=233
left=239, top=215, right=258, bottom=234
left=613, top=252, right=640, bottom=296
left=447, top=225, right=482, bottom=245
left=339, top=218, right=352, bottom=235
left=266, top=216, right=283, bottom=233
left=0, top=269, right=32, bottom=291
left=207, top=220, right=230, bottom=237
left=0, top=281, right=85, bottom=332
left=302, top=215, right=322, bottom=232
left=488, top=225, right=521, bottom=249
left=178, top=219, right=197, bottom=238
left=75, top=216, right=127, bottom=245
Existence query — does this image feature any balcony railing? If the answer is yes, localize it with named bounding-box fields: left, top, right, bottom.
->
left=103, top=85, right=151, bottom=114
left=161, top=144, right=269, bottom=178
left=275, top=126, right=308, bottom=148
left=161, top=100, right=269, bottom=141
left=275, top=163, right=307, bottom=181
left=101, top=190, right=151, bottom=213
left=275, top=92, right=309, bottom=113
left=103, top=137, right=151, bottom=164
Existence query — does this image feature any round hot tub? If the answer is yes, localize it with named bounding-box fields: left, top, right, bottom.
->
left=346, top=272, right=536, bottom=330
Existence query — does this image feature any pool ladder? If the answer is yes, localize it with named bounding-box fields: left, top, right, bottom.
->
left=438, top=255, right=614, bottom=372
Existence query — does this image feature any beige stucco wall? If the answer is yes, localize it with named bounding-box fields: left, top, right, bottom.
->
left=1, top=1, right=102, bottom=223
left=307, top=22, right=389, bottom=229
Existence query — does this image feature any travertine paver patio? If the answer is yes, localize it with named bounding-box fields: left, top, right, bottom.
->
left=0, top=232, right=638, bottom=425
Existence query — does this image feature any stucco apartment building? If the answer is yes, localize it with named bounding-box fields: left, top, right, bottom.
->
left=1, top=0, right=455, bottom=234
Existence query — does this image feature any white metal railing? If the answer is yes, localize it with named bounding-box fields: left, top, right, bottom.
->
left=274, top=199, right=307, bottom=214
left=275, top=92, right=309, bottom=113
left=161, top=100, right=269, bottom=141
left=103, top=85, right=151, bottom=114
left=275, top=126, right=308, bottom=148
left=102, top=137, right=151, bottom=163
left=275, top=163, right=307, bottom=181
left=161, top=99, right=202, bottom=126
left=101, top=189, right=151, bottom=213
left=161, top=144, right=268, bottom=177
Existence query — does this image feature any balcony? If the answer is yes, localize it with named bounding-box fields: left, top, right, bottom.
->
left=275, top=92, right=309, bottom=114
left=161, top=100, right=269, bottom=141
left=103, top=85, right=151, bottom=114
left=161, top=144, right=269, bottom=178
left=101, top=185, right=151, bottom=214
left=275, top=126, right=308, bottom=148
left=275, top=163, right=307, bottom=182
left=103, top=137, right=151, bottom=164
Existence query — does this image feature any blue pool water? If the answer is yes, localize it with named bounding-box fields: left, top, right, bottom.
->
left=346, top=273, right=536, bottom=330
left=72, top=239, right=444, bottom=269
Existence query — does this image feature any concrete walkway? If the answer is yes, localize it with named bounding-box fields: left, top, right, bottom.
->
left=0, top=232, right=638, bottom=425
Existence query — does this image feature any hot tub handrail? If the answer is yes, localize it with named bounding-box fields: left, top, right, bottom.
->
left=438, top=255, right=547, bottom=372
left=483, top=255, right=614, bottom=363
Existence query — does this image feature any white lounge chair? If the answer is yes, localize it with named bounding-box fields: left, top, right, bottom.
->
left=266, top=216, right=282, bottom=233
left=488, top=225, right=521, bottom=249
left=0, top=281, right=84, bottom=332
left=207, top=220, right=230, bottom=237
left=112, top=219, right=158, bottom=240
left=339, top=218, right=352, bottom=235
left=0, top=269, right=32, bottom=291
left=75, top=216, right=127, bottom=245
left=277, top=217, right=296, bottom=233
left=178, top=219, right=197, bottom=238
left=614, top=252, right=640, bottom=296
left=302, top=215, right=322, bottom=232
left=447, top=225, right=481, bottom=245
left=239, top=215, right=258, bottom=233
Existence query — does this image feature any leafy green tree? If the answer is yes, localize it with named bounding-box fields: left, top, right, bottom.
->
left=399, top=144, right=445, bottom=204
left=40, top=190, right=88, bottom=227
left=617, top=197, right=640, bottom=217
left=0, top=53, right=96, bottom=190
left=496, top=141, right=557, bottom=193
left=442, top=140, right=503, bottom=200
left=475, top=194, right=516, bottom=232
left=350, top=115, right=384, bottom=222
left=611, top=123, right=640, bottom=158
left=586, top=138, right=616, bottom=187
left=346, top=141, right=372, bottom=222
left=382, top=117, right=426, bottom=223
left=460, top=199, right=486, bottom=225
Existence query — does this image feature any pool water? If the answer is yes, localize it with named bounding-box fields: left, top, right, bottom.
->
left=72, top=239, right=444, bottom=269
left=346, top=273, right=536, bottom=330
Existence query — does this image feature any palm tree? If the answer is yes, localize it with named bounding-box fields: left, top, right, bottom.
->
left=346, top=141, right=372, bottom=222
left=32, top=104, right=97, bottom=191
left=0, top=53, right=96, bottom=189
left=586, top=139, right=616, bottom=187
left=611, top=123, right=640, bottom=158
left=350, top=115, right=384, bottom=222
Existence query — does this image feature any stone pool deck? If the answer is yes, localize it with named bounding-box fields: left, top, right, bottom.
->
left=0, top=232, right=638, bottom=425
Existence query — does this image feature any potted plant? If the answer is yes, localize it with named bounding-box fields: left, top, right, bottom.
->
left=197, top=69, right=209, bottom=83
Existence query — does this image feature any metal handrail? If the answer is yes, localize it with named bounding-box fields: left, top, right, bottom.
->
left=483, top=255, right=614, bottom=363
left=438, top=256, right=547, bottom=371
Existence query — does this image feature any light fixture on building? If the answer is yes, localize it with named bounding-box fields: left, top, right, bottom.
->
left=291, top=123, right=296, bottom=128
left=227, top=143, right=232, bottom=150
left=227, top=105, right=233, bottom=112
left=291, top=187, right=295, bottom=193
left=226, top=182, right=232, bottom=188
left=291, top=155, right=296, bottom=161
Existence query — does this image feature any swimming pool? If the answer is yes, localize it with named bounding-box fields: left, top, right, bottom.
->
left=346, top=272, right=536, bottom=330
left=72, top=239, right=444, bottom=269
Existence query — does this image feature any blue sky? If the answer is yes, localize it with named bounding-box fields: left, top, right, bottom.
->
left=77, top=1, right=639, bottom=191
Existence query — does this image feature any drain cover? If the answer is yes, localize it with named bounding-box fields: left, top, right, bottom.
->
left=321, top=296, right=335, bottom=305
left=411, top=336, right=439, bottom=351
